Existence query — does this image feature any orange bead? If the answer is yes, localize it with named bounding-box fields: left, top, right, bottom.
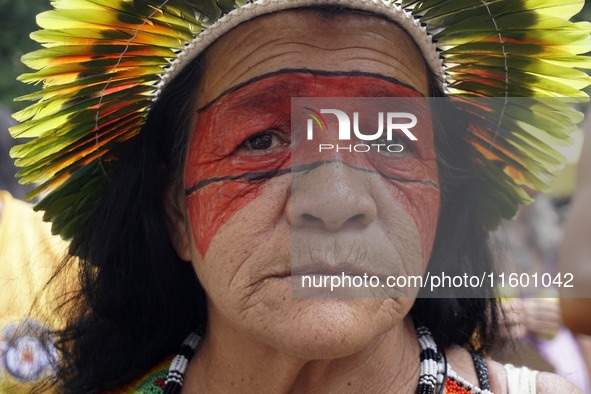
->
left=445, top=378, right=471, bottom=394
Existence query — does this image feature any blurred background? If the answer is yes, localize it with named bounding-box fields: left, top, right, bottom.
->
left=1, top=0, right=54, bottom=113
left=1, top=0, right=53, bottom=199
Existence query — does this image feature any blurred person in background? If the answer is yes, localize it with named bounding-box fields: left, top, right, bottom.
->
left=492, top=194, right=591, bottom=392
left=560, top=109, right=591, bottom=336
left=558, top=107, right=591, bottom=388
left=0, top=105, right=67, bottom=392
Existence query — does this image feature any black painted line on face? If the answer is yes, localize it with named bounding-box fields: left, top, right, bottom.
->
left=185, top=159, right=438, bottom=197
left=196, top=69, right=424, bottom=113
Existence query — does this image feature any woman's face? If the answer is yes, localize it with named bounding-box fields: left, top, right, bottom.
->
left=167, top=10, right=440, bottom=359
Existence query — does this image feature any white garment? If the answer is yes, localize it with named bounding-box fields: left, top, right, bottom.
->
left=505, top=364, right=538, bottom=394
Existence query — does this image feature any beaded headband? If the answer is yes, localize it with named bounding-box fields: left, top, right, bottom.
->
left=9, top=0, right=591, bottom=238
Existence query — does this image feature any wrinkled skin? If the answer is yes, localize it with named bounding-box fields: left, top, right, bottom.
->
left=162, top=9, right=568, bottom=394
left=164, top=9, right=437, bottom=393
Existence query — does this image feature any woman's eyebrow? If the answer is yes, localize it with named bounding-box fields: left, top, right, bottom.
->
left=196, top=70, right=307, bottom=113
left=355, top=85, right=422, bottom=98
left=196, top=69, right=423, bottom=112
left=223, top=81, right=303, bottom=113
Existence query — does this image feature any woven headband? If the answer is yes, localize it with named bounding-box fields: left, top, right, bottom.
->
left=9, top=0, right=591, bottom=239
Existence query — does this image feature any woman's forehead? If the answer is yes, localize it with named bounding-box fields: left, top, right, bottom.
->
left=195, top=9, right=429, bottom=107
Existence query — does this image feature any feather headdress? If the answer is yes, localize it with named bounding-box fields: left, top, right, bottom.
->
left=9, top=0, right=591, bottom=238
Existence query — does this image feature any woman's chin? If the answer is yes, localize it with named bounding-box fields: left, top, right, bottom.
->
left=248, top=297, right=411, bottom=360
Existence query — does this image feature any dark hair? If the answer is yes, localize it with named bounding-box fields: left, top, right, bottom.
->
left=46, top=8, right=498, bottom=393
left=46, top=57, right=207, bottom=392
left=411, top=72, right=499, bottom=350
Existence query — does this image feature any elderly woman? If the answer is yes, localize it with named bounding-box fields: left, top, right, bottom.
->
left=8, top=0, right=590, bottom=393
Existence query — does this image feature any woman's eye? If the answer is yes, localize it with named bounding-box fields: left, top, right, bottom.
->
left=246, top=133, right=274, bottom=150
left=240, top=130, right=287, bottom=153
left=372, top=133, right=415, bottom=157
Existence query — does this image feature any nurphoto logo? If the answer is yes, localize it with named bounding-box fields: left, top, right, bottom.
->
left=303, top=106, right=418, bottom=153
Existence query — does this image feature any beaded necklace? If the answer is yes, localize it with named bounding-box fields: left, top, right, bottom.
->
left=162, top=326, right=493, bottom=394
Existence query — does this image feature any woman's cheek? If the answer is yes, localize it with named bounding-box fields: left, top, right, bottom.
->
left=185, top=115, right=290, bottom=257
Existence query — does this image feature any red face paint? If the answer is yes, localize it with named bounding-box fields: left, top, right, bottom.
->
left=185, top=72, right=439, bottom=258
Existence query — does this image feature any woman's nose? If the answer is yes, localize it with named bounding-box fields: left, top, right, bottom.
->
left=287, top=161, right=377, bottom=232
